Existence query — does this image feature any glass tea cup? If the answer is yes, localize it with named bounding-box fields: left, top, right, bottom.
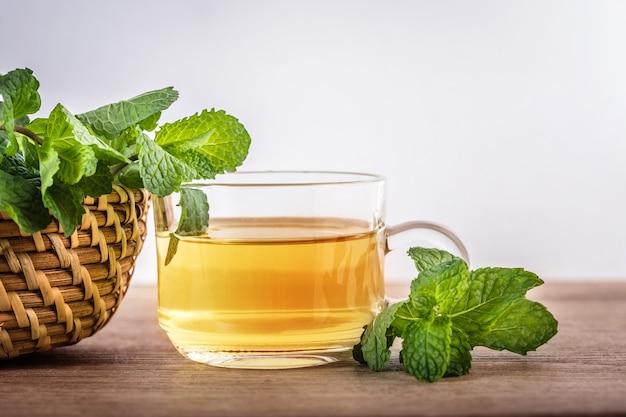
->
left=153, top=171, right=468, bottom=369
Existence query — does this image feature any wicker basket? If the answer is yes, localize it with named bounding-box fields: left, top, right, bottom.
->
left=0, top=185, right=150, bottom=359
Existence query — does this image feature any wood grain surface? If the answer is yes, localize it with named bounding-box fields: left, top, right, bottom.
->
left=2, top=282, right=625, bottom=417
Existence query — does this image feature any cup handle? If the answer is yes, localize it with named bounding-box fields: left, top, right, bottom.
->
left=386, top=220, right=470, bottom=264
left=383, top=221, right=469, bottom=305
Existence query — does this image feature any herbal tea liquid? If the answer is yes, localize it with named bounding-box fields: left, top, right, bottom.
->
left=157, top=217, right=385, bottom=363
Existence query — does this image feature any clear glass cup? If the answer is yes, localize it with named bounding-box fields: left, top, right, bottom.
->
left=153, top=171, right=468, bottom=369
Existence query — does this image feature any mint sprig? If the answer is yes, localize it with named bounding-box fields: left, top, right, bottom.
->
left=163, top=186, right=210, bottom=266
left=353, top=247, right=559, bottom=382
left=0, top=68, right=250, bottom=236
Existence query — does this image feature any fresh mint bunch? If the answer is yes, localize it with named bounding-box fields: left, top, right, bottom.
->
left=353, top=247, right=558, bottom=382
left=0, top=68, right=251, bottom=236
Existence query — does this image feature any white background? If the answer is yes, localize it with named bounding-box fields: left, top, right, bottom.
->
left=1, top=0, right=625, bottom=284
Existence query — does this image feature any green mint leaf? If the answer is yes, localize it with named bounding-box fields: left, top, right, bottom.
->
left=14, top=115, right=30, bottom=127
left=0, top=68, right=41, bottom=147
left=164, top=234, right=180, bottom=267
left=37, top=135, right=60, bottom=194
left=21, top=139, right=40, bottom=174
left=42, top=182, right=85, bottom=237
left=164, top=187, right=210, bottom=268
left=451, top=267, right=544, bottom=341
left=110, top=125, right=142, bottom=158
left=0, top=169, right=50, bottom=233
left=0, top=153, right=39, bottom=185
left=471, top=298, right=558, bottom=355
left=390, top=258, right=466, bottom=337
left=26, top=117, right=47, bottom=134
left=0, top=68, right=41, bottom=119
left=137, top=134, right=196, bottom=196
left=408, top=247, right=459, bottom=272
left=410, top=257, right=470, bottom=314
left=138, top=111, right=162, bottom=132
left=49, top=104, right=128, bottom=164
left=358, top=302, right=404, bottom=371
left=44, top=104, right=128, bottom=186
left=0, top=88, right=15, bottom=146
left=77, top=162, right=114, bottom=198
left=17, top=125, right=42, bottom=177
left=0, top=129, right=9, bottom=157
left=77, top=87, right=179, bottom=139
left=402, top=315, right=452, bottom=382
left=155, top=109, right=251, bottom=178
left=1, top=129, right=21, bottom=158
left=1, top=69, right=40, bottom=152
left=351, top=333, right=367, bottom=365
left=117, top=161, right=144, bottom=189
left=45, top=107, right=96, bottom=185
left=391, top=291, right=440, bottom=337
left=175, top=187, right=210, bottom=236
left=445, top=328, right=473, bottom=377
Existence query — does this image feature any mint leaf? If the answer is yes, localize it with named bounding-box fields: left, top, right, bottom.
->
left=26, top=117, right=47, bottom=136
left=77, top=162, right=114, bottom=198
left=45, top=108, right=97, bottom=184
left=44, top=104, right=128, bottom=190
left=0, top=153, right=39, bottom=185
left=408, top=247, right=458, bottom=272
left=401, top=315, right=452, bottom=382
left=164, top=234, right=180, bottom=267
left=470, top=298, right=558, bottom=354
left=0, top=129, right=8, bottom=157
left=48, top=104, right=128, bottom=165
left=37, top=135, right=60, bottom=194
left=77, top=87, right=179, bottom=139
left=0, top=68, right=40, bottom=147
left=0, top=169, right=50, bottom=233
left=175, top=187, right=210, bottom=236
left=117, top=161, right=144, bottom=189
left=110, top=125, right=143, bottom=158
left=389, top=258, right=468, bottom=337
left=137, top=134, right=196, bottom=196
left=451, top=267, right=544, bottom=340
left=358, top=302, right=404, bottom=371
left=155, top=109, right=251, bottom=178
left=164, top=186, right=211, bottom=265
left=42, top=182, right=85, bottom=236
left=17, top=130, right=42, bottom=178
left=445, top=328, right=472, bottom=377
left=391, top=292, right=438, bottom=336
left=0, top=68, right=41, bottom=119
left=410, top=257, right=469, bottom=314
left=0, top=86, right=15, bottom=146
left=1, top=69, right=41, bottom=153
left=138, top=111, right=162, bottom=132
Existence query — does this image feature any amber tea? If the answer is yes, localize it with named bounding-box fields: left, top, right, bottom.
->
left=157, top=217, right=386, bottom=368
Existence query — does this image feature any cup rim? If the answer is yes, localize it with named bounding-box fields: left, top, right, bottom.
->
left=184, top=170, right=386, bottom=187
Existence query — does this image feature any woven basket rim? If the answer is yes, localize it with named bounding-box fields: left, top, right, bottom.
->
left=0, top=185, right=150, bottom=359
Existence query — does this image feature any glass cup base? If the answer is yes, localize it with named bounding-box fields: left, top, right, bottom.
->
left=178, top=347, right=349, bottom=369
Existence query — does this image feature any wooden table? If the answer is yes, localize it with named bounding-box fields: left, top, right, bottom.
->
left=2, top=282, right=625, bottom=417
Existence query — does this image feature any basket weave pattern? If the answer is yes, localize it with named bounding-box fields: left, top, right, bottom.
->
left=0, top=185, right=150, bottom=359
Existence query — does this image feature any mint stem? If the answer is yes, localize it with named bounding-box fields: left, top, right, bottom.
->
left=110, top=155, right=137, bottom=177
left=0, top=124, right=44, bottom=145
left=110, top=163, right=128, bottom=177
